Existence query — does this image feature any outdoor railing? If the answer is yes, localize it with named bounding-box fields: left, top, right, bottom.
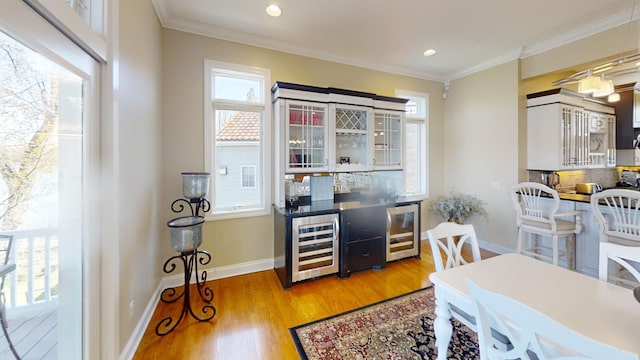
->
left=0, top=228, right=58, bottom=312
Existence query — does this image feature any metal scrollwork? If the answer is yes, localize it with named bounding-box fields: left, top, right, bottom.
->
left=155, top=249, right=216, bottom=336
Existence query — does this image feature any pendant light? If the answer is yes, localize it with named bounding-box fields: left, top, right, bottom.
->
left=607, top=92, right=621, bottom=102
left=578, top=70, right=601, bottom=94
left=593, top=76, right=614, bottom=97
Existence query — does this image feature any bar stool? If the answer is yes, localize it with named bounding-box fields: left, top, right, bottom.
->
left=591, top=189, right=640, bottom=287
left=511, top=182, right=583, bottom=269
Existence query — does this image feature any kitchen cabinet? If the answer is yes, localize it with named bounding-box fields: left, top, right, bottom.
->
left=527, top=89, right=615, bottom=170
left=618, top=149, right=640, bottom=165
left=284, top=100, right=330, bottom=172
left=386, top=203, right=420, bottom=261
left=586, top=111, right=616, bottom=167
left=339, top=205, right=387, bottom=277
left=272, top=82, right=407, bottom=207
left=614, top=87, right=636, bottom=149
left=575, top=201, right=600, bottom=278
left=372, top=110, right=403, bottom=170
left=331, top=104, right=371, bottom=172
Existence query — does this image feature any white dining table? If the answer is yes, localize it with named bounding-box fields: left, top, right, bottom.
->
left=428, top=253, right=640, bottom=360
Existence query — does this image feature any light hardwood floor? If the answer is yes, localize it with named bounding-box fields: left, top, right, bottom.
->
left=133, top=241, right=495, bottom=360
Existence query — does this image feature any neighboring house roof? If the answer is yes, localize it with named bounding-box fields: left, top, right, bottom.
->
left=216, top=112, right=260, bottom=141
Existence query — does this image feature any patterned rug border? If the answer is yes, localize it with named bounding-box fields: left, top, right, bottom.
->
left=289, top=286, right=434, bottom=360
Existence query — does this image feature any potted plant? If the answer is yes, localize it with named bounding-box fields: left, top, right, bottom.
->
left=432, top=192, right=487, bottom=224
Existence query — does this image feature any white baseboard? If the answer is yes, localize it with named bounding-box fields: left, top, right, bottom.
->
left=119, top=257, right=274, bottom=360
left=477, top=238, right=512, bottom=255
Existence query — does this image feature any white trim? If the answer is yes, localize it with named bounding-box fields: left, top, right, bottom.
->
left=102, top=0, right=120, bottom=358
left=118, top=257, right=274, bottom=360
left=158, top=16, right=445, bottom=82
left=22, top=0, right=107, bottom=61
left=396, top=90, right=429, bottom=198
left=204, top=60, right=272, bottom=221
left=477, top=237, right=512, bottom=255
left=152, top=4, right=637, bottom=83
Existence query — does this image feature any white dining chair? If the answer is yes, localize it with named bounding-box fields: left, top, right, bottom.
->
left=591, top=189, right=640, bottom=287
left=466, top=279, right=638, bottom=360
left=511, top=182, right=583, bottom=269
left=427, top=221, right=481, bottom=272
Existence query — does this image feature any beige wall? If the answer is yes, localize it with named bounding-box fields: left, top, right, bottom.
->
left=442, top=61, right=520, bottom=248
left=117, top=0, right=164, bottom=351
left=521, top=20, right=639, bottom=80
left=161, top=29, right=445, bottom=269
left=115, top=5, right=640, bottom=355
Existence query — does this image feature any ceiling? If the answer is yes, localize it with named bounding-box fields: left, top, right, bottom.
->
left=151, top=0, right=639, bottom=83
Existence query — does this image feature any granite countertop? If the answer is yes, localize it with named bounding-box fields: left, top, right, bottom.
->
left=274, top=195, right=424, bottom=217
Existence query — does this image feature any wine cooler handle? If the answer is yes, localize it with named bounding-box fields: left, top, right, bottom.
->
left=334, top=216, right=340, bottom=241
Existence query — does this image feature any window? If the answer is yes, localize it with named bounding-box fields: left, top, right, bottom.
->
left=241, top=166, right=257, bottom=188
left=204, top=60, right=271, bottom=219
left=396, top=89, right=428, bottom=197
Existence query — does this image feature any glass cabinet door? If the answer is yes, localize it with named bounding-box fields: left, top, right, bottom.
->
left=386, top=204, right=419, bottom=261
left=286, top=101, right=328, bottom=172
left=334, top=105, right=369, bottom=172
left=373, top=111, right=402, bottom=169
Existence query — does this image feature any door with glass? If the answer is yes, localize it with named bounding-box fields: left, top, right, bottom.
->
left=0, top=1, right=101, bottom=358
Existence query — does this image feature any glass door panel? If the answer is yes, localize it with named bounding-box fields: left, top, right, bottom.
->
left=287, top=102, right=327, bottom=172
left=373, top=111, right=402, bottom=169
left=334, top=106, right=369, bottom=171
left=0, top=2, right=101, bottom=357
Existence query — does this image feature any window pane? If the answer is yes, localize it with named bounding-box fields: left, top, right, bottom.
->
left=405, top=100, right=418, bottom=117
left=214, top=110, right=262, bottom=210
left=404, top=122, right=419, bottom=194
left=214, top=73, right=263, bottom=103
left=241, top=166, right=256, bottom=188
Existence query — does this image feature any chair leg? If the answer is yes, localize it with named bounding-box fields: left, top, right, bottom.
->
left=552, top=235, right=559, bottom=266
left=566, top=235, right=576, bottom=271
left=516, top=227, right=523, bottom=254
left=0, top=293, right=20, bottom=360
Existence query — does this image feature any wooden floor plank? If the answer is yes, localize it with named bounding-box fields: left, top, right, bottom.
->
left=133, top=241, right=494, bottom=359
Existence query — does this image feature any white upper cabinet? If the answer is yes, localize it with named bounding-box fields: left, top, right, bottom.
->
left=372, top=110, right=403, bottom=170
left=285, top=100, right=330, bottom=172
left=272, top=82, right=407, bottom=174
left=527, top=89, right=615, bottom=171
left=330, top=104, right=371, bottom=172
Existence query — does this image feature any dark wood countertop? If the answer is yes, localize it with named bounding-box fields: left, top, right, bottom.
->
left=273, top=195, right=424, bottom=217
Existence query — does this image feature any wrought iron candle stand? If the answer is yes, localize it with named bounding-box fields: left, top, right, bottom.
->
left=155, top=172, right=216, bottom=336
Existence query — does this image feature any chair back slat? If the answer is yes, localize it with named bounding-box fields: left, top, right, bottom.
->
left=467, top=280, right=638, bottom=360
left=512, top=182, right=559, bottom=228
left=427, top=222, right=481, bottom=272
left=592, top=190, right=640, bottom=242
left=592, top=189, right=640, bottom=287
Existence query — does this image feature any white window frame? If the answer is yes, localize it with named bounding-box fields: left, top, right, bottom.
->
left=240, top=165, right=257, bottom=188
left=204, top=60, right=272, bottom=220
left=396, top=89, right=429, bottom=198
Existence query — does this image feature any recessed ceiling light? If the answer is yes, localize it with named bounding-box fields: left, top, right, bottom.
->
left=266, top=4, right=282, bottom=17
left=423, top=49, right=436, bottom=57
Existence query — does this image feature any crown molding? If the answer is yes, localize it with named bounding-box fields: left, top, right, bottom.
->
left=153, top=4, right=448, bottom=82
left=445, top=48, right=523, bottom=83
left=521, top=8, right=639, bottom=58
left=152, top=3, right=639, bottom=84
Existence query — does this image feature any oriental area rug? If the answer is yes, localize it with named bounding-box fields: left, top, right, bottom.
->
left=289, top=286, right=479, bottom=359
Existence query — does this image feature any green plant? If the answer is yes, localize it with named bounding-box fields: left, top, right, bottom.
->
left=432, top=192, right=487, bottom=224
